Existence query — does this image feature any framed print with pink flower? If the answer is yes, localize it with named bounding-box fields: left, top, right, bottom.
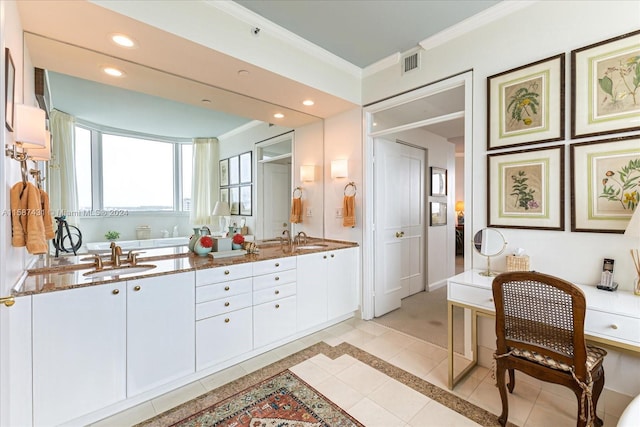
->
left=571, top=136, right=640, bottom=233
left=488, top=146, right=564, bottom=230
left=571, top=30, right=640, bottom=139
left=487, top=54, right=565, bottom=150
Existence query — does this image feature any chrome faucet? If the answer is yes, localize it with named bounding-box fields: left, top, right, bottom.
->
left=110, top=241, right=122, bottom=267
left=295, top=231, right=308, bottom=245
left=281, top=229, right=291, bottom=246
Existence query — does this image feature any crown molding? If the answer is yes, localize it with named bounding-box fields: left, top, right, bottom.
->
left=362, top=52, right=402, bottom=78
left=218, top=120, right=263, bottom=141
left=210, top=0, right=362, bottom=79
left=418, top=0, right=538, bottom=51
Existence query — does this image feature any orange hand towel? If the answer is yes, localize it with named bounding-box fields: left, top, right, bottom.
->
left=290, top=197, right=303, bottom=224
left=10, top=182, right=48, bottom=254
left=343, top=195, right=356, bottom=227
left=40, top=189, right=55, bottom=240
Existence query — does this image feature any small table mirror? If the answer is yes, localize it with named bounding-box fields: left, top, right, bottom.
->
left=473, top=228, right=507, bottom=276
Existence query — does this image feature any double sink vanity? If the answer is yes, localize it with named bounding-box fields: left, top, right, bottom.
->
left=14, top=238, right=359, bottom=426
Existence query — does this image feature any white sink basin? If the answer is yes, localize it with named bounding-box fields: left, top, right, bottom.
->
left=295, top=244, right=329, bottom=251
left=83, top=264, right=156, bottom=278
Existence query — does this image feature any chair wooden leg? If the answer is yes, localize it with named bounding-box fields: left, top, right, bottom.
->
left=495, top=364, right=509, bottom=426
left=574, top=389, right=588, bottom=427
left=592, top=368, right=605, bottom=427
left=507, top=368, right=515, bottom=393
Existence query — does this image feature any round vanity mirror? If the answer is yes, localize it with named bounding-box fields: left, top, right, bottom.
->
left=473, top=228, right=507, bottom=276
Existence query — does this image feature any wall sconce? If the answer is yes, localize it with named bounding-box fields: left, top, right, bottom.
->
left=5, top=104, right=46, bottom=161
left=27, top=130, right=51, bottom=161
left=300, top=165, right=315, bottom=182
left=331, top=159, right=348, bottom=179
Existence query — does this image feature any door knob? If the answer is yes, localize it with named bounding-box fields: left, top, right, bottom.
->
left=396, top=231, right=405, bottom=238
left=0, top=296, right=15, bottom=307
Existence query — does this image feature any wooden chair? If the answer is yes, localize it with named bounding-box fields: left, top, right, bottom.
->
left=492, top=272, right=606, bottom=427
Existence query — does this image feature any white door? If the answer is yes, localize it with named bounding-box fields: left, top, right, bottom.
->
left=263, top=163, right=291, bottom=239
left=374, top=139, right=426, bottom=317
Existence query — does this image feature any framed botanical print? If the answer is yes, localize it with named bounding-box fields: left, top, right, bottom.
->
left=487, top=53, right=565, bottom=150
left=5, top=48, right=15, bottom=131
left=219, top=159, right=229, bottom=186
left=229, top=186, right=240, bottom=215
left=240, top=185, right=252, bottom=215
left=571, top=30, right=640, bottom=139
left=570, top=135, right=640, bottom=233
left=220, top=187, right=229, bottom=204
left=488, top=145, right=564, bottom=230
left=228, top=155, right=240, bottom=185
left=430, top=167, right=447, bottom=196
left=430, top=202, right=447, bottom=226
left=239, top=151, right=252, bottom=183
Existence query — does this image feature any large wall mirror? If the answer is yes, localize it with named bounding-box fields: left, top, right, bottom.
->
left=20, top=9, right=327, bottom=245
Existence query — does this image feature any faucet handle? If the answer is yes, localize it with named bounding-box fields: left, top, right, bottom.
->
left=92, top=254, right=103, bottom=270
left=126, top=251, right=139, bottom=265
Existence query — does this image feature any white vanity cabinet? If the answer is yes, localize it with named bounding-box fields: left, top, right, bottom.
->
left=296, top=247, right=359, bottom=331
left=32, top=283, right=127, bottom=426
left=195, top=264, right=254, bottom=370
left=126, top=272, right=195, bottom=396
left=253, top=257, right=297, bottom=348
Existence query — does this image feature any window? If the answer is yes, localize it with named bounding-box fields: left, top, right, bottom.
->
left=75, top=124, right=191, bottom=213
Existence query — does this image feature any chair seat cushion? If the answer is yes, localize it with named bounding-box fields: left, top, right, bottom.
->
left=510, top=345, right=607, bottom=373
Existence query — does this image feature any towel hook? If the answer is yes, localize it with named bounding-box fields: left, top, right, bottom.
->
left=292, top=187, right=303, bottom=199
left=344, top=181, right=357, bottom=196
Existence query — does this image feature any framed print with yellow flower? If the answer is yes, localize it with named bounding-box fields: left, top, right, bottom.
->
left=571, top=135, right=640, bottom=233
left=571, top=30, right=640, bottom=139
left=488, top=146, right=564, bottom=230
left=487, top=54, right=565, bottom=150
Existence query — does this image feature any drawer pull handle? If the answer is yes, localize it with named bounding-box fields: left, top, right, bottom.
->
left=224, top=270, right=230, bottom=275
left=224, top=302, right=230, bottom=307
left=611, top=324, right=619, bottom=330
left=275, top=290, right=280, bottom=295
left=225, top=286, right=230, bottom=291
left=323, top=255, right=327, bottom=259
left=275, top=304, right=280, bottom=309
left=112, top=289, right=120, bottom=295
left=134, top=285, right=141, bottom=292
left=275, top=276, right=280, bottom=281
left=275, top=262, right=280, bottom=267
left=331, top=254, right=335, bottom=258
left=224, top=318, right=230, bottom=323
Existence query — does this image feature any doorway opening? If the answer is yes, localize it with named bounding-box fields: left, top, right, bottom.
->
left=362, top=71, right=473, bottom=350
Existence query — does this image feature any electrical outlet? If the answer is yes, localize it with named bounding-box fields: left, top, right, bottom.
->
left=306, top=208, right=312, bottom=217
left=335, top=208, right=344, bottom=218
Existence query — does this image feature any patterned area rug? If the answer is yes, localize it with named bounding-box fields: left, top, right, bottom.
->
left=174, top=370, right=362, bottom=427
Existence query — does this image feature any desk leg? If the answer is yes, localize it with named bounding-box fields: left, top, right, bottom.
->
left=448, top=302, right=454, bottom=389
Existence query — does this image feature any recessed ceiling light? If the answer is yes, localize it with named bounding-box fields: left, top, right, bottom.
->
left=103, top=67, right=124, bottom=77
left=302, top=100, right=314, bottom=106
left=110, top=33, right=136, bottom=48
left=274, top=113, right=284, bottom=119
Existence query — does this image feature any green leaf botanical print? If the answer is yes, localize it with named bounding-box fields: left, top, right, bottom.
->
left=599, top=158, right=640, bottom=210
left=506, top=84, right=540, bottom=127
left=510, top=170, right=539, bottom=210
left=598, top=54, right=640, bottom=109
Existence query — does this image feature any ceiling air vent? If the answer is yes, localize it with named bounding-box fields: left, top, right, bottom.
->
left=402, top=51, right=420, bottom=75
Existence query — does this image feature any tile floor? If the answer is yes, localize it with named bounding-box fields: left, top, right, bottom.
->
left=92, top=318, right=631, bottom=426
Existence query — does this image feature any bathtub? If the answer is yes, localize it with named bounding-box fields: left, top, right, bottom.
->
left=86, top=237, right=189, bottom=253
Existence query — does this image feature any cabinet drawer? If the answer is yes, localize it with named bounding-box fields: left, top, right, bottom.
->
left=252, top=257, right=296, bottom=276
left=253, top=282, right=296, bottom=305
left=585, top=310, right=640, bottom=345
left=196, top=278, right=252, bottom=303
left=196, top=307, right=253, bottom=370
left=196, top=264, right=252, bottom=286
left=196, top=292, right=252, bottom=320
left=253, top=269, right=296, bottom=291
left=448, top=282, right=495, bottom=310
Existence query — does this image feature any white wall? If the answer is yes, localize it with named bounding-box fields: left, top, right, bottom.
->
left=364, top=0, right=640, bottom=291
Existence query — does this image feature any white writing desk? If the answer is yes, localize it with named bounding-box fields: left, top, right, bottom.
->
left=447, top=270, right=640, bottom=389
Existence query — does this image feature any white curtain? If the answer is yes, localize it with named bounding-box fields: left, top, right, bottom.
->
left=48, top=110, right=79, bottom=226
left=190, top=137, right=219, bottom=225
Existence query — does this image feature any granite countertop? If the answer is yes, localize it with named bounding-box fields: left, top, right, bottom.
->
left=16, top=238, right=358, bottom=296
